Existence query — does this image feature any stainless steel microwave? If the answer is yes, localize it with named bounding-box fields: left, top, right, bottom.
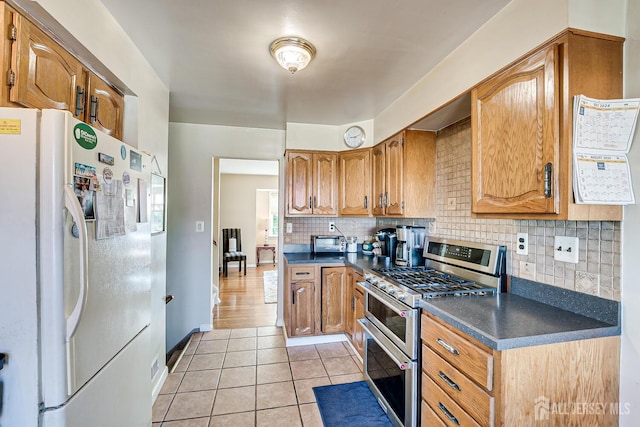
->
left=312, top=235, right=345, bottom=253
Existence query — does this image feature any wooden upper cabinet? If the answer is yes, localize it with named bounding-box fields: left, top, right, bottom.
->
left=385, top=135, right=404, bottom=215
left=313, top=152, right=338, bottom=215
left=86, top=72, right=124, bottom=140
left=371, top=143, right=386, bottom=216
left=472, top=45, right=559, bottom=214
left=286, top=151, right=313, bottom=215
left=372, top=130, right=436, bottom=218
left=1, top=7, right=126, bottom=140
left=9, top=13, right=86, bottom=119
left=286, top=150, right=337, bottom=216
left=471, top=29, right=624, bottom=220
left=338, top=148, right=371, bottom=216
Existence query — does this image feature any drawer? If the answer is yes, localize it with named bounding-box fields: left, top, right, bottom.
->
left=422, top=314, right=493, bottom=390
left=423, top=374, right=481, bottom=427
left=422, top=399, right=447, bottom=426
left=290, top=266, right=316, bottom=280
left=423, top=345, right=494, bottom=427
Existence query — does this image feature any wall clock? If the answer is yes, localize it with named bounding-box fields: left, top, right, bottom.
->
left=343, top=125, right=366, bottom=148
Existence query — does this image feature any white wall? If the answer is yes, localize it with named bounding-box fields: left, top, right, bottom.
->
left=167, top=123, right=284, bottom=348
left=219, top=174, right=278, bottom=266
left=373, top=0, right=626, bottom=142
left=621, top=0, right=640, bottom=422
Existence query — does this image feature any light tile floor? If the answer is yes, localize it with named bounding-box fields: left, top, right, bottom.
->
left=153, top=326, right=363, bottom=426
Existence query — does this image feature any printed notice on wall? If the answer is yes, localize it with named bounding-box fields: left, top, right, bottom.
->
left=572, top=95, right=640, bottom=205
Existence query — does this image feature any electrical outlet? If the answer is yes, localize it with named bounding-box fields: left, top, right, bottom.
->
left=554, top=236, right=579, bottom=263
left=428, top=222, right=436, bottom=234
left=516, top=233, right=528, bottom=255
left=329, top=222, right=335, bottom=232
left=195, top=221, right=204, bottom=232
left=447, top=197, right=456, bottom=210
left=286, top=222, right=293, bottom=233
left=520, top=261, right=536, bottom=280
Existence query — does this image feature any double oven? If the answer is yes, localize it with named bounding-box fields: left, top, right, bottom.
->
left=358, top=237, right=506, bottom=427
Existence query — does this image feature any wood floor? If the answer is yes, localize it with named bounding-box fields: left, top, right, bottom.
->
left=212, top=264, right=278, bottom=329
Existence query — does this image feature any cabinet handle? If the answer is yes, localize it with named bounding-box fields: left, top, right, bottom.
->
left=436, top=338, right=460, bottom=355
left=364, top=195, right=368, bottom=209
left=351, top=295, right=355, bottom=311
left=292, top=290, right=295, bottom=304
left=379, top=194, right=383, bottom=208
left=75, top=86, right=85, bottom=117
left=295, top=272, right=310, bottom=276
left=438, top=371, right=461, bottom=391
left=89, top=95, right=98, bottom=123
left=438, top=402, right=460, bottom=425
left=544, top=162, right=553, bottom=198
left=308, top=197, right=312, bottom=209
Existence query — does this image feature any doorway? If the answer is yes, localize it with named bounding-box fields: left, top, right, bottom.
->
left=212, top=159, right=280, bottom=329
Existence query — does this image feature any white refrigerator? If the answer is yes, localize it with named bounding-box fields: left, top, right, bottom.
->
left=0, top=108, right=152, bottom=426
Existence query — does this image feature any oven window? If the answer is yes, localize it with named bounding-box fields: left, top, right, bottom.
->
left=366, top=336, right=405, bottom=424
left=367, top=294, right=407, bottom=342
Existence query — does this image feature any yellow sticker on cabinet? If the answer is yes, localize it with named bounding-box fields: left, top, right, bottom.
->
left=0, top=119, right=21, bottom=135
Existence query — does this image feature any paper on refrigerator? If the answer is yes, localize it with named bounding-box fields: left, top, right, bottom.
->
left=572, top=95, right=640, bottom=204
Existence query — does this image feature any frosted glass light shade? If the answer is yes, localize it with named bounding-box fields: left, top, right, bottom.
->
left=269, top=37, right=316, bottom=74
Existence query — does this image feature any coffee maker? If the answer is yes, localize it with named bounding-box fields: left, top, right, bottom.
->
left=375, top=228, right=397, bottom=263
left=395, top=225, right=426, bottom=267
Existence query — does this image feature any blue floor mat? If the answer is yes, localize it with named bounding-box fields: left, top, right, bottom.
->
left=313, top=381, right=394, bottom=427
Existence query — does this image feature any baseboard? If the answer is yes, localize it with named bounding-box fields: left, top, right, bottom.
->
left=200, top=323, right=212, bottom=332
left=151, top=366, right=168, bottom=403
left=285, top=333, right=348, bottom=347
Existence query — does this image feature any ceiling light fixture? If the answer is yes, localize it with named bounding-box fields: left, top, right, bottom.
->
left=269, top=37, right=316, bottom=74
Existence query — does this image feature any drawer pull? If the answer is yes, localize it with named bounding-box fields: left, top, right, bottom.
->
left=295, top=272, right=311, bottom=276
left=438, top=371, right=461, bottom=391
left=438, top=402, right=460, bottom=425
left=436, top=338, right=460, bottom=355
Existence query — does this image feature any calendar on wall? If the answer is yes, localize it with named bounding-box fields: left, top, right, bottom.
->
left=572, top=95, right=640, bottom=205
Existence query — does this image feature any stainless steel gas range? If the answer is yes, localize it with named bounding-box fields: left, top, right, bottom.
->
left=357, top=237, right=506, bottom=427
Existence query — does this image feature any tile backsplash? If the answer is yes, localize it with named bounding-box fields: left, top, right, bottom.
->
left=283, top=118, right=621, bottom=301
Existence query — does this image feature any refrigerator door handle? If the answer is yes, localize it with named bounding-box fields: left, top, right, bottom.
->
left=64, top=185, right=89, bottom=342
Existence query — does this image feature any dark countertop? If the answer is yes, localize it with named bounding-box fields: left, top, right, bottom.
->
left=283, top=252, right=621, bottom=351
left=420, top=293, right=620, bottom=350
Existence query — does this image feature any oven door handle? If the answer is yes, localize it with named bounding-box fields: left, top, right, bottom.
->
left=360, top=283, right=413, bottom=318
left=359, top=318, right=414, bottom=371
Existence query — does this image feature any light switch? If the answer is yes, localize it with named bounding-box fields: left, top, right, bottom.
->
left=195, top=221, right=205, bottom=233
left=286, top=222, right=293, bottom=233
left=554, top=236, right=579, bottom=263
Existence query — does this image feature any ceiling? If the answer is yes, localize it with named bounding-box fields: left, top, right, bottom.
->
left=99, top=0, right=511, bottom=130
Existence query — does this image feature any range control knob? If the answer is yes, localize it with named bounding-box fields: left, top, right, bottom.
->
left=378, top=282, right=388, bottom=290
left=387, top=288, right=397, bottom=295
left=397, top=292, right=407, bottom=301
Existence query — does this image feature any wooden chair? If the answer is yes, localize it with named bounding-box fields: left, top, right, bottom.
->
left=222, top=228, right=247, bottom=276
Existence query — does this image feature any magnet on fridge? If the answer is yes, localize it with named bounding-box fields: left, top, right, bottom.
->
left=98, top=152, right=115, bottom=165
left=102, top=167, right=113, bottom=184
left=71, top=222, right=79, bottom=238
left=122, top=171, right=131, bottom=186
left=121, top=145, right=127, bottom=160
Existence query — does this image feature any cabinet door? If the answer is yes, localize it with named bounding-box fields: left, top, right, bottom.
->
left=86, top=72, right=124, bottom=140
left=10, top=14, right=86, bottom=119
left=313, top=153, right=338, bottom=215
left=321, top=267, right=346, bottom=334
left=286, top=151, right=313, bottom=215
left=338, top=149, right=371, bottom=216
left=472, top=45, right=559, bottom=214
left=371, top=143, right=386, bottom=216
left=344, top=269, right=354, bottom=338
left=290, top=281, right=315, bottom=336
left=353, top=281, right=365, bottom=357
left=385, top=134, right=404, bottom=215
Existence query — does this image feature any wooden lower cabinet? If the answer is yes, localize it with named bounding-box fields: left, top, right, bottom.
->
left=284, top=262, right=318, bottom=337
left=421, top=312, right=620, bottom=426
left=321, top=267, right=347, bottom=334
